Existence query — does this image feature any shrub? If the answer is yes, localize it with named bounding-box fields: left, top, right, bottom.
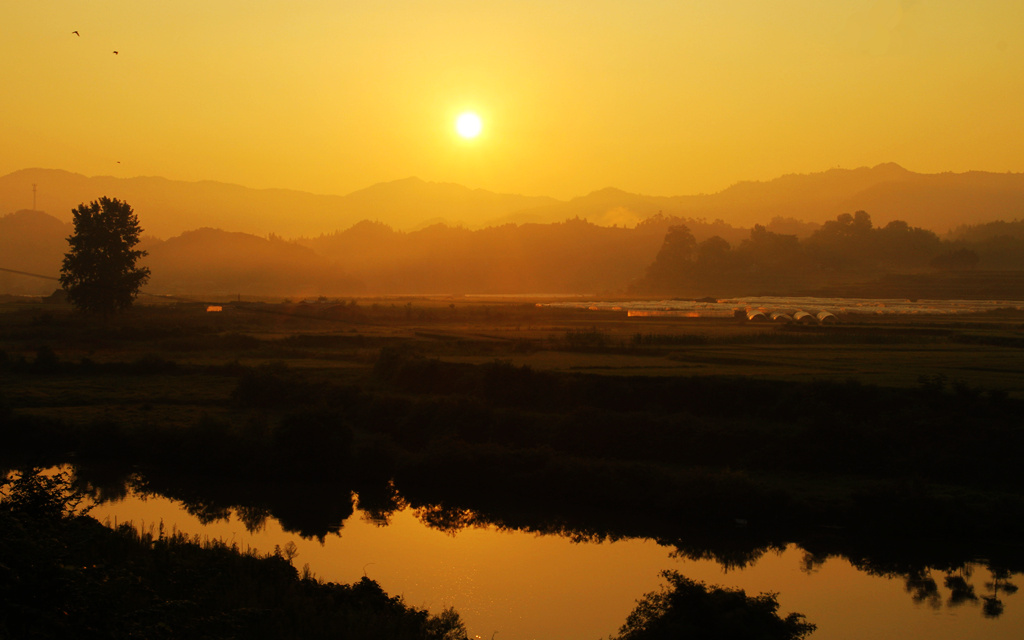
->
left=614, top=570, right=815, bottom=640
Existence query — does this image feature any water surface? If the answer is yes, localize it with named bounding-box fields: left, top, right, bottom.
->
left=90, top=491, right=1023, bottom=640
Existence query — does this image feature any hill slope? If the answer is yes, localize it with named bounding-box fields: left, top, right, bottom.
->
left=4, top=165, right=1024, bottom=239
left=0, top=170, right=556, bottom=238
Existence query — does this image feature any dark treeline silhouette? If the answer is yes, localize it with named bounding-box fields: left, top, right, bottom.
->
left=631, top=210, right=1024, bottom=297
left=292, top=215, right=750, bottom=294
left=944, top=219, right=1024, bottom=270
left=4, top=346, right=1024, bottom=584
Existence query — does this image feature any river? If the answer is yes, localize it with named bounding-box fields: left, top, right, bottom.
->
left=89, top=488, right=1022, bottom=640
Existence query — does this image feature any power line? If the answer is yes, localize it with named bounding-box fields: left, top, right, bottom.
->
left=0, top=266, right=58, bottom=281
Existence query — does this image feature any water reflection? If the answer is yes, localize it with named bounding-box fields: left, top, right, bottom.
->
left=63, top=464, right=1023, bottom=638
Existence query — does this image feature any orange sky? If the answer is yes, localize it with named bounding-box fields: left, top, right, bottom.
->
left=2, top=1, right=1022, bottom=199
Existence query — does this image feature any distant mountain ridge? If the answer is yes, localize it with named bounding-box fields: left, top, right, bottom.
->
left=2, top=164, right=1023, bottom=239
left=518, top=163, right=1024, bottom=232
left=0, top=170, right=557, bottom=239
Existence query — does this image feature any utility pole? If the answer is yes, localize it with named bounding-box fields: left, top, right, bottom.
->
left=32, top=183, right=37, bottom=210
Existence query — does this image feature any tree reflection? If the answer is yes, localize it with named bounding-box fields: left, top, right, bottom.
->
left=944, top=574, right=978, bottom=607
left=670, top=542, right=782, bottom=572
left=236, top=504, right=273, bottom=532
left=799, top=550, right=830, bottom=574
left=414, top=504, right=485, bottom=535
left=904, top=569, right=941, bottom=608
left=983, top=567, right=1019, bottom=619
left=354, top=479, right=406, bottom=527
left=60, top=462, right=1024, bottom=621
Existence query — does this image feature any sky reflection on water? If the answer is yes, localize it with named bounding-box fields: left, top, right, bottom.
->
left=89, top=492, right=1023, bottom=640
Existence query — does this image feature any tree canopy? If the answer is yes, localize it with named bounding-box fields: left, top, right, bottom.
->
left=59, top=197, right=150, bottom=314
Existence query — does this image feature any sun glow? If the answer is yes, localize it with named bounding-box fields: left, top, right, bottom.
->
left=455, top=112, right=483, bottom=139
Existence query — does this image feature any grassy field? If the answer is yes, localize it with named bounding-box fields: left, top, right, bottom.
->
left=3, top=296, right=1023, bottom=422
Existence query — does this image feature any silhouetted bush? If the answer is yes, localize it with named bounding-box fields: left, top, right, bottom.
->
left=613, top=570, right=815, bottom=640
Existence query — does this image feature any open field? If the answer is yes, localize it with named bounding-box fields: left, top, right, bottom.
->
left=3, top=296, right=1024, bottom=421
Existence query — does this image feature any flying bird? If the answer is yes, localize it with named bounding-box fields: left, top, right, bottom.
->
left=113, top=50, right=118, bottom=55
left=72, top=30, right=79, bottom=36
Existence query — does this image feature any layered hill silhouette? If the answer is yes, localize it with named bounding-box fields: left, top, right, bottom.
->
left=4, top=207, right=1024, bottom=298
left=3, top=164, right=1024, bottom=239
left=0, top=170, right=556, bottom=239
left=0, top=210, right=73, bottom=295
left=4, top=164, right=1024, bottom=298
left=0, top=209, right=738, bottom=297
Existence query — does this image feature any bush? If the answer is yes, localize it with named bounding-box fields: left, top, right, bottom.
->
left=0, top=467, right=89, bottom=521
left=614, top=570, right=815, bottom=640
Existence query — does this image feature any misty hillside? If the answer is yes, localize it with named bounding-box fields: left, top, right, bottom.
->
left=0, top=169, right=556, bottom=239
left=0, top=210, right=745, bottom=297
left=488, top=163, right=1024, bottom=232
left=0, top=210, right=71, bottom=295
left=4, top=165, right=1024, bottom=240
left=140, top=228, right=363, bottom=298
left=300, top=218, right=668, bottom=294
left=4, top=206, right=1024, bottom=298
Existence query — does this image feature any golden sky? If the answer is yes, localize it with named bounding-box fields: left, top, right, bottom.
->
left=2, top=1, right=1022, bottom=199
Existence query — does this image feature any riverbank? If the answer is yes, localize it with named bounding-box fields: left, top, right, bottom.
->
left=2, top=300, right=1023, bottom=636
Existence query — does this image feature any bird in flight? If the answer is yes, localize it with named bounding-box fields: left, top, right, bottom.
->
left=72, top=30, right=79, bottom=36
left=113, top=50, right=118, bottom=55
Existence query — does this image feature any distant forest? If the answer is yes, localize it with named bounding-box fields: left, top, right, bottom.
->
left=3, top=208, right=1024, bottom=299
left=633, top=212, right=1024, bottom=298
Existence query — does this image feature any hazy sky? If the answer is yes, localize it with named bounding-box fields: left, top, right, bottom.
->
left=2, top=1, right=1022, bottom=199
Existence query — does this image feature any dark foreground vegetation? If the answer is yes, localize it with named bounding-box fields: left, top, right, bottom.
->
left=0, top=469, right=467, bottom=640
left=0, top=468, right=815, bottom=640
left=2, top=300, right=1023, bottom=634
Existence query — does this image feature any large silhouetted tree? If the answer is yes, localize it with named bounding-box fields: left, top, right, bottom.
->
left=60, top=197, right=150, bottom=314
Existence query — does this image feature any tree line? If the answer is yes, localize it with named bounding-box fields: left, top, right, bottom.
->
left=631, top=211, right=1024, bottom=297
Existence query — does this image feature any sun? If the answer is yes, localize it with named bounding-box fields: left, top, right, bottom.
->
left=455, top=112, right=483, bottom=139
